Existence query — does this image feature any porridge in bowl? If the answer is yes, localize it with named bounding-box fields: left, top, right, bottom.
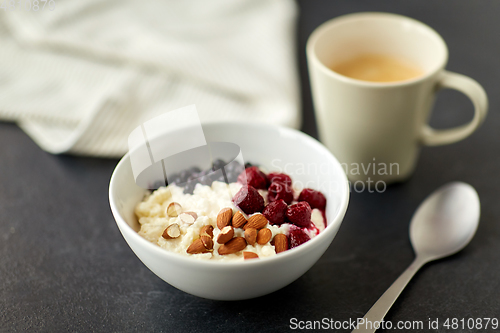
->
left=135, top=161, right=328, bottom=261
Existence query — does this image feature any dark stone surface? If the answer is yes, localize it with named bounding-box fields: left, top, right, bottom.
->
left=1, top=1, right=500, bottom=332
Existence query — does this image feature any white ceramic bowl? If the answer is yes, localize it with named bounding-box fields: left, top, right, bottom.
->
left=109, top=122, right=349, bottom=300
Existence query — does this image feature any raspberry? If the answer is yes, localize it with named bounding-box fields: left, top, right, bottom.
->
left=267, top=172, right=292, bottom=186
left=267, top=182, right=294, bottom=204
left=286, top=201, right=312, bottom=227
left=298, top=188, right=327, bottom=210
left=288, top=225, right=311, bottom=249
left=232, top=185, right=264, bottom=215
left=237, top=166, right=269, bottom=190
left=262, top=199, right=287, bottom=225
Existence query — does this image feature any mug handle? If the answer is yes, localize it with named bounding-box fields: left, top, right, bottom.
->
left=420, top=70, right=488, bottom=146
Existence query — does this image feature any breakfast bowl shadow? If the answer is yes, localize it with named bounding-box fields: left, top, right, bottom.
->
left=109, top=122, right=349, bottom=300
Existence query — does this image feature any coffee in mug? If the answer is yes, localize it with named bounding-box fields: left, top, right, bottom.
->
left=330, top=54, right=424, bottom=83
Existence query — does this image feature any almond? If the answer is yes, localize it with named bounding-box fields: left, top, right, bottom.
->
left=217, top=208, right=233, bottom=229
left=232, top=211, right=247, bottom=228
left=186, top=211, right=198, bottom=219
left=243, top=252, right=259, bottom=260
left=162, top=223, right=181, bottom=239
left=273, top=234, right=288, bottom=253
left=180, top=212, right=197, bottom=225
left=218, top=237, right=247, bottom=255
left=257, top=228, right=272, bottom=245
left=216, top=226, right=234, bottom=244
left=199, top=225, right=214, bottom=249
left=186, top=239, right=209, bottom=254
left=166, top=202, right=182, bottom=217
left=200, top=234, right=213, bottom=250
left=244, top=214, right=268, bottom=230
left=244, top=228, right=257, bottom=246
left=200, top=225, right=214, bottom=238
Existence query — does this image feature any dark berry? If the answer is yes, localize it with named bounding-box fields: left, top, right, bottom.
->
left=225, top=171, right=238, bottom=183
left=244, top=162, right=253, bottom=169
left=288, top=225, right=311, bottom=249
left=226, top=161, right=244, bottom=181
left=237, top=166, right=269, bottom=190
left=187, top=173, right=199, bottom=181
left=262, top=199, right=287, bottom=225
left=216, top=174, right=228, bottom=183
left=189, top=166, right=201, bottom=174
left=268, top=182, right=293, bottom=204
left=232, top=185, right=264, bottom=215
left=212, top=159, right=226, bottom=171
left=170, top=174, right=182, bottom=185
left=219, top=162, right=237, bottom=183
left=286, top=201, right=312, bottom=228
left=179, top=170, right=192, bottom=183
left=226, top=160, right=243, bottom=172
left=298, top=188, right=327, bottom=210
left=199, top=175, right=213, bottom=186
left=183, top=180, right=197, bottom=194
left=267, top=172, right=292, bottom=186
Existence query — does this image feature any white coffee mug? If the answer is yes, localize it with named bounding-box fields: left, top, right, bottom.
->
left=306, top=12, right=488, bottom=184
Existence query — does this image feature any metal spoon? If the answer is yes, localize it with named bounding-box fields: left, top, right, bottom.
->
left=353, top=182, right=480, bottom=333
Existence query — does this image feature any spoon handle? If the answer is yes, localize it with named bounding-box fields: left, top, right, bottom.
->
left=352, top=257, right=427, bottom=333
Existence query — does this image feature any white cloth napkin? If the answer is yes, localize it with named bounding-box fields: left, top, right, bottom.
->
left=0, top=0, right=299, bottom=157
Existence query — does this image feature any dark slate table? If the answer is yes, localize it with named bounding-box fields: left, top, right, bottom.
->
left=2, top=1, right=499, bottom=332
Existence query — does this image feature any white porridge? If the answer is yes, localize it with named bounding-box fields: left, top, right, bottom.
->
left=135, top=181, right=325, bottom=261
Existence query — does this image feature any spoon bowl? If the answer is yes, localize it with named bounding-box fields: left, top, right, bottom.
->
left=410, top=182, right=480, bottom=260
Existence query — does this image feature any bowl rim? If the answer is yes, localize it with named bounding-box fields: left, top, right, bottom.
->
left=109, top=122, right=350, bottom=269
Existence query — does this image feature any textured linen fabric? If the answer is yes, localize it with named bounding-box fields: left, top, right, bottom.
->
left=0, top=0, right=300, bottom=157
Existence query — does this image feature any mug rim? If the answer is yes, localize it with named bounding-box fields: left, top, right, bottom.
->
left=306, top=12, right=449, bottom=88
